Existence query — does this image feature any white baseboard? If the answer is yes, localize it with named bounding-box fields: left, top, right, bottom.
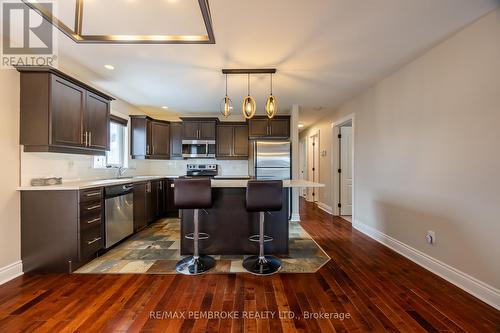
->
left=290, top=213, right=301, bottom=222
left=0, top=261, right=23, bottom=286
left=316, top=202, right=333, bottom=215
left=353, top=219, right=500, bottom=310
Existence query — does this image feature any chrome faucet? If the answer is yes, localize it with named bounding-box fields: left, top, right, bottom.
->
left=117, top=166, right=127, bottom=178
left=107, top=165, right=127, bottom=178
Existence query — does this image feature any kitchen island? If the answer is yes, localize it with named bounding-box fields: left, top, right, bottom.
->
left=180, top=179, right=323, bottom=255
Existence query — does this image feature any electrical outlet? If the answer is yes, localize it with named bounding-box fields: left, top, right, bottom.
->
left=426, top=230, right=436, bottom=245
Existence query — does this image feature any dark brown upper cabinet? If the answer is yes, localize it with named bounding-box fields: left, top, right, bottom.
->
left=216, top=123, right=249, bottom=159
left=248, top=116, right=290, bottom=139
left=18, top=67, right=113, bottom=155
left=130, top=115, right=170, bottom=160
left=85, top=92, right=110, bottom=150
left=169, top=122, right=183, bottom=159
left=180, top=118, right=217, bottom=140
left=151, top=121, right=170, bottom=157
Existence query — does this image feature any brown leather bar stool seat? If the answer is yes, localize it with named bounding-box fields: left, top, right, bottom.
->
left=243, top=180, right=283, bottom=275
left=174, top=178, right=215, bottom=275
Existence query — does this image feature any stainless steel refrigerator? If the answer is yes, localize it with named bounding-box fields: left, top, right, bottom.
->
left=249, top=141, right=291, bottom=180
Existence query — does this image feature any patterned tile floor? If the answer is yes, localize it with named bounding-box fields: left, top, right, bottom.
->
left=76, top=218, right=330, bottom=274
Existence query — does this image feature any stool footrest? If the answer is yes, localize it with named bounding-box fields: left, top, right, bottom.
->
left=248, top=235, right=273, bottom=243
left=185, top=232, right=209, bottom=240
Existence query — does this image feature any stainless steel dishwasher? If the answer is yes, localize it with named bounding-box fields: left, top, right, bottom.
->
left=105, top=184, right=134, bottom=248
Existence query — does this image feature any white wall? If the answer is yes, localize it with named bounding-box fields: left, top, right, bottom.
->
left=302, top=9, right=500, bottom=298
left=0, top=70, right=21, bottom=278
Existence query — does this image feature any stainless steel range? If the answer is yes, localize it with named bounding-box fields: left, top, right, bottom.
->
left=185, top=164, right=218, bottom=178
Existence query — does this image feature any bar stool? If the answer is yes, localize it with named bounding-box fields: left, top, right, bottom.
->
left=174, top=178, right=215, bottom=275
left=243, top=180, right=283, bottom=275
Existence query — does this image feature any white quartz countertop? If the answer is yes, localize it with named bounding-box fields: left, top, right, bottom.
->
left=211, top=179, right=324, bottom=188
left=18, top=177, right=324, bottom=191
left=17, top=175, right=180, bottom=191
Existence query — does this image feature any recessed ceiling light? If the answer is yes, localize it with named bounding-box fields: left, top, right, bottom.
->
left=298, top=123, right=305, bottom=129
left=104, top=64, right=115, bottom=70
left=161, top=106, right=169, bottom=109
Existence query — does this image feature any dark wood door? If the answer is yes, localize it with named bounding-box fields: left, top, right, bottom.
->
left=146, top=119, right=153, bottom=156
left=130, top=117, right=148, bottom=157
left=85, top=92, right=110, bottom=150
left=216, top=125, right=233, bottom=158
left=147, top=181, right=158, bottom=223
left=170, top=122, right=182, bottom=159
left=182, top=121, right=200, bottom=140
left=133, top=182, right=147, bottom=232
left=248, top=118, right=269, bottom=138
left=200, top=121, right=216, bottom=140
left=233, top=125, right=249, bottom=157
left=151, top=122, right=170, bottom=157
left=159, top=180, right=166, bottom=217
left=165, top=179, right=177, bottom=215
left=269, top=118, right=290, bottom=138
left=50, top=75, right=85, bottom=148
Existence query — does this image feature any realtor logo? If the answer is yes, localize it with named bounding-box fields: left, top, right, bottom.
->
left=1, top=0, right=57, bottom=68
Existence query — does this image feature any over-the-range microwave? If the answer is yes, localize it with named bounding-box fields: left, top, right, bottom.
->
left=182, top=140, right=216, bottom=158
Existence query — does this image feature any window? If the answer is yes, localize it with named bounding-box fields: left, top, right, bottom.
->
left=107, top=121, right=126, bottom=167
left=93, top=116, right=128, bottom=169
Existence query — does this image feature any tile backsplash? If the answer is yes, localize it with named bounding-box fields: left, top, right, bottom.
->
left=148, top=159, right=248, bottom=177
left=20, top=151, right=249, bottom=186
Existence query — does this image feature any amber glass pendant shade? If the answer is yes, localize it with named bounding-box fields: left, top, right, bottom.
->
left=220, top=95, right=233, bottom=118
left=219, top=74, right=233, bottom=117
left=265, top=74, right=277, bottom=118
left=242, top=95, right=256, bottom=119
left=265, top=94, right=277, bottom=119
left=242, top=74, right=256, bottom=119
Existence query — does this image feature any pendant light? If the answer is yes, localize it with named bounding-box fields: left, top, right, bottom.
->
left=265, top=73, right=277, bottom=118
left=242, top=74, right=256, bottom=119
left=219, top=74, right=233, bottom=117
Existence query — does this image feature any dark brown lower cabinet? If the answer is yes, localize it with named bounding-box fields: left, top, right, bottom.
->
left=164, top=178, right=178, bottom=216
left=133, top=182, right=148, bottom=232
left=148, top=180, right=160, bottom=223
left=21, top=187, right=104, bottom=273
left=21, top=180, right=177, bottom=273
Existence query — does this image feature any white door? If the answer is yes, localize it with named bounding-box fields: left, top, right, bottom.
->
left=308, top=133, right=320, bottom=202
left=340, top=126, right=353, bottom=215
left=299, top=138, right=307, bottom=197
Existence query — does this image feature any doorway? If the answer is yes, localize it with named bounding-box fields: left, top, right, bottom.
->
left=332, top=115, right=355, bottom=221
left=339, top=123, right=353, bottom=216
left=307, top=132, right=320, bottom=202
left=299, top=138, right=307, bottom=198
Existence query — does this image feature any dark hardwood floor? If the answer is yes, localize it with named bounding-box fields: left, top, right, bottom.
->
left=1, top=199, right=499, bottom=332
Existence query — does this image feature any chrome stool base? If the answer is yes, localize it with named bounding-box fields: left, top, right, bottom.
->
left=176, top=255, right=215, bottom=275
left=243, top=255, right=282, bottom=276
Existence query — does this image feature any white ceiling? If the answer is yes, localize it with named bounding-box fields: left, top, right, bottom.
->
left=37, top=0, right=500, bottom=121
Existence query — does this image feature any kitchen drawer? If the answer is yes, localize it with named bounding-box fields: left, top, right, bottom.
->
left=80, top=201, right=102, bottom=218
left=80, top=225, right=103, bottom=260
left=80, top=188, right=103, bottom=203
left=80, top=212, right=102, bottom=231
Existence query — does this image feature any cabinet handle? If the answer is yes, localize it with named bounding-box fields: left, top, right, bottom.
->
left=152, top=146, right=155, bottom=155
left=82, top=132, right=87, bottom=146
left=146, top=145, right=150, bottom=154
left=159, top=182, right=162, bottom=190
left=86, top=204, right=101, bottom=211
left=86, top=237, right=101, bottom=245
left=86, top=217, right=100, bottom=224
left=88, top=132, right=92, bottom=147
left=85, top=192, right=101, bottom=197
